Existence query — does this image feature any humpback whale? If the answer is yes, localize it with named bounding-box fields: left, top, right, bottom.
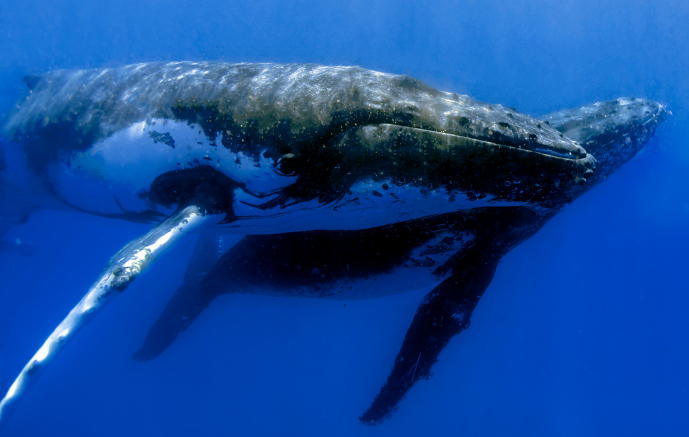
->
left=0, top=62, right=665, bottom=428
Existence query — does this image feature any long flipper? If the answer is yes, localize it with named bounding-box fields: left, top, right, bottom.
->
left=359, top=244, right=499, bottom=425
left=0, top=205, right=213, bottom=429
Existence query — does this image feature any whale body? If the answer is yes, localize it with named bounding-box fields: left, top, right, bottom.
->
left=2, top=62, right=593, bottom=234
left=0, top=62, right=666, bottom=428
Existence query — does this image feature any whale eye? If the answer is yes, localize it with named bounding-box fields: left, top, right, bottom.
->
left=275, top=156, right=296, bottom=176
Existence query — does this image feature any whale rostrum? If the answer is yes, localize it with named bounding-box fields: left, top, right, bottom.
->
left=0, top=62, right=666, bottom=428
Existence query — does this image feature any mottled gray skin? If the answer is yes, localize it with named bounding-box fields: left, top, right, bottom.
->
left=6, top=62, right=583, bottom=157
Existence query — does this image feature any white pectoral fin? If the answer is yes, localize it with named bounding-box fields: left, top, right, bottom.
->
left=0, top=205, right=213, bottom=429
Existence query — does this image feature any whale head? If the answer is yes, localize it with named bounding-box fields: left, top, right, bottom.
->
left=544, top=97, right=667, bottom=191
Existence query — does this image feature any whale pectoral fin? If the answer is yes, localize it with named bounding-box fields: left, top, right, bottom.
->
left=133, top=233, right=241, bottom=361
left=0, top=205, right=213, bottom=429
left=360, top=249, right=499, bottom=425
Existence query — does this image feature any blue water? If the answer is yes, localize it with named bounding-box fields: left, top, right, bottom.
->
left=0, top=0, right=687, bottom=435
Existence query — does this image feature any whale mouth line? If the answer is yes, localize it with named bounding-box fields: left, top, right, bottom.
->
left=374, top=124, right=589, bottom=163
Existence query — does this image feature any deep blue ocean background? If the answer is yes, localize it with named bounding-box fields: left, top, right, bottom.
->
left=0, top=1, right=687, bottom=435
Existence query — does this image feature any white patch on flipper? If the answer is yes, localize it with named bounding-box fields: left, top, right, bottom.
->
left=0, top=205, right=210, bottom=428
